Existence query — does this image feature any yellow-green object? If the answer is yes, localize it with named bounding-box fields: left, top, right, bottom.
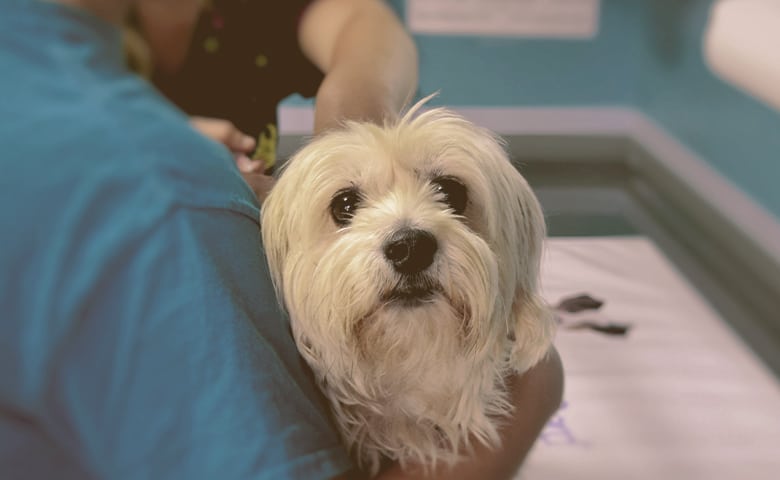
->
left=254, top=54, right=268, bottom=68
left=253, top=123, right=277, bottom=170
left=203, top=36, right=219, bottom=53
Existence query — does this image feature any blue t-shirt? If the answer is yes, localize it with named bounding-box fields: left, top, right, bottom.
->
left=0, top=1, right=351, bottom=478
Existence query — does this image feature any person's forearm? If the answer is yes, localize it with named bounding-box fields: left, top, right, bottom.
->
left=299, top=0, right=419, bottom=134
left=374, top=348, right=564, bottom=480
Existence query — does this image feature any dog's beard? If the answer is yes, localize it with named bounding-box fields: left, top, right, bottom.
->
left=281, top=215, right=513, bottom=471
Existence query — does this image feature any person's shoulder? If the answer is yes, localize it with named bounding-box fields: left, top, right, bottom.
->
left=99, top=78, right=259, bottom=215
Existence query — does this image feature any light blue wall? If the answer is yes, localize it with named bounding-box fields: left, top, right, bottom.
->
left=392, top=0, right=780, bottom=218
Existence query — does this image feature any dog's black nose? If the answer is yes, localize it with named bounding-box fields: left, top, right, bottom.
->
left=383, top=228, right=438, bottom=275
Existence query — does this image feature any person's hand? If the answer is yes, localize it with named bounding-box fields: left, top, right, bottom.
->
left=190, top=117, right=274, bottom=203
left=190, top=116, right=256, bottom=160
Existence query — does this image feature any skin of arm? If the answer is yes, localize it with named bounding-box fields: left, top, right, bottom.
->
left=297, top=0, right=420, bottom=134
left=331, top=347, right=564, bottom=480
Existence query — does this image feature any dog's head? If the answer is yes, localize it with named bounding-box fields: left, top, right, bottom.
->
left=261, top=100, right=552, bottom=395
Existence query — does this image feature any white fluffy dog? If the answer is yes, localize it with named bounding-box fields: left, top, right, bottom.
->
left=261, top=98, right=555, bottom=474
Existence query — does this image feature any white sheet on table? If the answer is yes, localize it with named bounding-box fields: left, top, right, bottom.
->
left=518, top=236, right=780, bottom=480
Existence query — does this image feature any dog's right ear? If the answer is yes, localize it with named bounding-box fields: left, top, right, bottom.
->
left=478, top=135, right=556, bottom=374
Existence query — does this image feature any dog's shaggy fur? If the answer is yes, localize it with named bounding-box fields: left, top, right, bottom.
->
left=261, top=98, right=555, bottom=474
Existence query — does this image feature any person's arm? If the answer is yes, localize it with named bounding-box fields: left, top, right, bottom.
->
left=40, top=202, right=352, bottom=479
left=133, top=0, right=202, bottom=74
left=331, top=348, right=564, bottom=480
left=298, top=0, right=419, bottom=134
left=190, top=117, right=257, bottom=157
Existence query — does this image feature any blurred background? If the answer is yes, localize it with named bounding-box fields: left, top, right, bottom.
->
left=285, top=0, right=780, bottom=220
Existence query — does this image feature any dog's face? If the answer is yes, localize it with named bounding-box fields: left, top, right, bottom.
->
left=262, top=106, right=550, bottom=403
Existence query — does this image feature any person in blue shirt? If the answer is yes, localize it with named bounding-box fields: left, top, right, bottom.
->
left=0, top=1, right=563, bottom=479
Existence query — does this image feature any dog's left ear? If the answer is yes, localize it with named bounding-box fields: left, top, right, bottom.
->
left=485, top=144, right=556, bottom=373
left=260, top=173, right=294, bottom=304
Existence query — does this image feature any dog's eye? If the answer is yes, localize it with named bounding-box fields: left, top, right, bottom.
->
left=431, top=176, right=467, bottom=215
left=330, top=188, right=362, bottom=226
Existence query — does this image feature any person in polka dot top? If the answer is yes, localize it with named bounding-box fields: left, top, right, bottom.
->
left=129, top=0, right=419, bottom=199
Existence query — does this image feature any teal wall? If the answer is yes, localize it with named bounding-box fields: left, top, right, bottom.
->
left=633, top=1, right=780, bottom=220
left=395, top=0, right=780, bottom=219
left=392, top=0, right=640, bottom=106
left=402, top=2, right=640, bottom=106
